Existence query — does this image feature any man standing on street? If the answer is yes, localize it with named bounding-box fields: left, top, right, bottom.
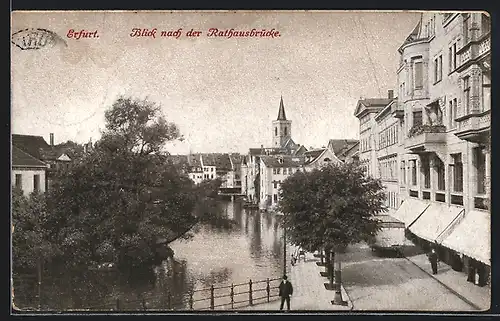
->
left=279, top=275, right=293, bottom=311
left=428, top=248, right=438, bottom=275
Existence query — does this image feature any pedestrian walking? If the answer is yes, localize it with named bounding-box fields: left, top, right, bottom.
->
left=278, top=275, right=293, bottom=311
left=428, top=248, right=438, bottom=275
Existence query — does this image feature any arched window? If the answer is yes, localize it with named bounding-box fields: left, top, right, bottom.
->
left=284, top=127, right=288, bottom=136
left=275, top=127, right=278, bottom=136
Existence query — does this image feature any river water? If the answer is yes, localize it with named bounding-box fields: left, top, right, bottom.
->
left=13, top=199, right=286, bottom=311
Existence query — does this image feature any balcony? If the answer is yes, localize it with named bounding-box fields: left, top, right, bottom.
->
left=391, top=102, right=404, bottom=119
left=405, top=124, right=447, bottom=161
left=457, top=33, right=491, bottom=71
left=455, top=109, right=490, bottom=144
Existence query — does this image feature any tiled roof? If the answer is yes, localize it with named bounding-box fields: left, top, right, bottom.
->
left=260, top=155, right=305, bottom=168
left=358, top=98, right=393, bottom=107
left=303, top=149, right=324, bottom=158
left=12, top=134, right=50, bottom=160
left=168, top=154, right=189, bottom=165
left=12, top=146, right=47, bottom=167
left=249, top=148, right=265, bottom=156
left=39, top=148, right=71, bottom=161
left=188, top=154, right=202, bottom=167
left=328, top=139, right=359, bottom=156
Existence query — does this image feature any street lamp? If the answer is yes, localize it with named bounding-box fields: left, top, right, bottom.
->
left=283, top=224, right=287, bottom=276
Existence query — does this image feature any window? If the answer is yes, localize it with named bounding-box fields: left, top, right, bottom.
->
left=422, top=156, right=431, bottom=189
left=414, top=61, right=423, bottom=89
left=413, top=111, right=423, bottom=127
left=449, top=98, right=458, bottom=129
left=434, top=58, right=438, bottom=82
left=411, top=160, right=417, bottom=186
left=273, top=194, right=278, bottom=203
left=435, top=157, right=445, bottom=191
left=276, top=168, right=281, bottom=174
left=463, top=76, right=471, bottom=113
left=482, top=72, right=491, bottom=112
left=449, top=43, right=457, bottom=72
left=438, top=55, right=443, bottom=82
left=475, top=147, right=486, bottom=194
left=273, top=168, right=277, bottom=174
left=463, top=14, right=471, bottom=43
left=401, top=161, right=406, bottom=184
left=481, top=13, right=490, bottom=36
left=284, top=127, right=287, bottom=136
left=33, top=174, right=40, bottom=192
left=275, top=127, right=278, bottom=136
left=15, top=174, right=22, bottom=189
left=452, top=154, right=463, bottom=193
left=273, top=181, right=277, bottom=189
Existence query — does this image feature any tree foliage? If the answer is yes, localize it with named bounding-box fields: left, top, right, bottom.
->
left=12, top=188, right=61, bottom=272
left=277, top=162, right=386, bottom=253
left=20, top=96, right=214, bottom=271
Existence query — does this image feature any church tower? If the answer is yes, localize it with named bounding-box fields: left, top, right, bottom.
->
left=272, top=96, right=292, bottom=148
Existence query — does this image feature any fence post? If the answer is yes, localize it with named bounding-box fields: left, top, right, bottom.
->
left=167, top=291, right=172, bottom=310
left=249, top=279, right=253, bottom=306
left=230, top=283, right=234, bottom=309
left=189, top=291, right=194, bottom=310
left=115, top=298, right=120, bottom=311
left=266, top=278, right=270, bottom=302
left=210, top=285, right=215, bottom=310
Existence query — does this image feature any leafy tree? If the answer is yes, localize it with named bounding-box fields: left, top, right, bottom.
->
left=12, top=188, right=60, bottom=273
left=43, top=97, right=196, bottom=270
left=277, top=162, right=386, bottom=304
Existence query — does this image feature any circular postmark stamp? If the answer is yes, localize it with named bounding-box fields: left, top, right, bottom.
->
left=11, top=28, right=67, bottom=50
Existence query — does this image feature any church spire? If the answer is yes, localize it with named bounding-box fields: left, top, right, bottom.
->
left=277, top=96, right=287, bottom=120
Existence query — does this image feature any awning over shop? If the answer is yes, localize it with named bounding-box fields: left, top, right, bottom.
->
left=408, top=203, right=464, bottom=244
left=391, top=198, right=430, bottom=227
left=441, top=210, right=490, bottom=265
left=373, top=214, right=405, bottom=228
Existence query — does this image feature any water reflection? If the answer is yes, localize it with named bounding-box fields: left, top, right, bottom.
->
left=13, top=199, right=285, bottom=311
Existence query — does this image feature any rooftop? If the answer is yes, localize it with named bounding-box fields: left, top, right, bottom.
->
left=12, top=145, right=47, bottom=167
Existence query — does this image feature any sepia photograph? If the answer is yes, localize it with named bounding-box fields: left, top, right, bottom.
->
left=10, top=10, right=491, bottom=313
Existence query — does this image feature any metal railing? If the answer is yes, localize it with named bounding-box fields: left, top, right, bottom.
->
left=61, top=277, right=282, bottom=311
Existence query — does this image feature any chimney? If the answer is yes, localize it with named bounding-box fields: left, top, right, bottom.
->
left=50, top=133, right=54, bottom=146
left=388, top=90, right=394, bottom=99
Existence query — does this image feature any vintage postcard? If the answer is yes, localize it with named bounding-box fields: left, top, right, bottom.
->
left=11, top=10, right=491, bottom=313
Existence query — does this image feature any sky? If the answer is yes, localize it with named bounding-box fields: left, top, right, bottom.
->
left=11, top=11, right=421, bottom=154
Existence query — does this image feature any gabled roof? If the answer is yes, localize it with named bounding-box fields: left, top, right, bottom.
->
left=338, top=141, right=360, bottom=161
left=260, top=155, right=306, bottom=168
left=282, top=137, right=296, bottom=149
left=12, top=146, right=47, bottom=167
left=12, top=134, right=51, bottom=160
left=277, top=96, right=287, bottom=120
left=374, top=99, right=398, bottom=122
left=327, top=139, right=359, bottom=156
left=39, top=149, right=72, bottom=161
left=303, top=149, right=324, bottom=159
left=354, top=98, right=393, bottom=118
left=293, top=145, right=308, bottom=156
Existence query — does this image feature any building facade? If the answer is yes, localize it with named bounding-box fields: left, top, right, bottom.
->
left=258, top=155, right=305, bottom=211
left=355, top=12, right=491, bottom=286
left=241, top=97, right=305, bottom=206
left=12, top=146, right=48, bottom=196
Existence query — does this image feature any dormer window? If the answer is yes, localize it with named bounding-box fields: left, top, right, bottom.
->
left=324, top=158, right=331, bottom=162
